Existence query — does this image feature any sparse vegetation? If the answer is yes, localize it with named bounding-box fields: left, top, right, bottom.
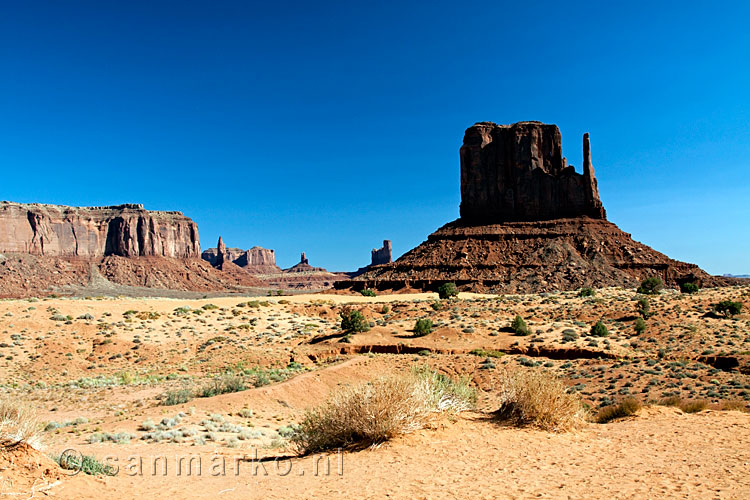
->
left=494, top=368, right=584, bottom=432
left=714, top=300, right=743, bottom=318
left=590, top=321, right=609, bottom=337
left=578, top=287, right=596, bottom=297
left=511, top=315, right=530, bottom=336
left=291, top=367, right=475, bottom=453
left=56, top=452, right=118, bottom=476
left=636, top=297, right=652, bottom=319
left=359, top=289, right=377, bottom=297
left=340, top=306, right=370, bottom=333
left=413, top=318, right=433, bottom=337
left=634, top=317, right=647, bottom=334
left=637, top=277, right=663, bottom=295
left=680, top=282, right=699, bottom=294
left=595, top=398, right=642, bottom=423
left=437, top=282, right=459, bottom=300
left=0, top=398, right=39, bottom=447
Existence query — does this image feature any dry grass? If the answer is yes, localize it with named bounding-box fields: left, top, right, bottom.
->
left=0, top=398, right=40, bottom=448
left=292, top=367, right=475, bottom=454
left=494, top=368, right=585, bottom=432
left=595, top=398, right=642, bottom=423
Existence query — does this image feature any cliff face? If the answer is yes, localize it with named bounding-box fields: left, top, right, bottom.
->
left=459, top=121, right=606, bottom=222
left=341, top=120, right=724, bottom=294
left=202, top=243, right=280, bottom=274
left=371, top=240, right=393, bottom=266
left=0, top=202, right=200, bottom=258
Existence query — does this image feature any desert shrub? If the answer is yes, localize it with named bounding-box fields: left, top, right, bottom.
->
left=578, top=287, right=596, bottom=297
left=680, top=399, right=708, bottom=413
left=469, top=348, right=504, bottom=358
left=680, top=282, right=699, bottom=294
left=199, top=374, right=247, bottom=398
left=437, top=282, right=459, bottom=300
left=493, top=368, right=584, bottom=432
left=57, top=453, right=117, bottom=476
left=413, top=318, right=433, bottom=337
left=714, top=300, right=743, bottom=318
left=595, top=398, right=642, bottom=423
left=201, top=303, right=219, bottom=310
left=659, top=395, right=682, bottom=407
left=359, top=289, right=376, bottom=297
left=292, top=368, right=474, bottom=453
left=340, top=307, right=370, bottom=333
left=160, top=388, right=194, bottom=406
left=637, top=277, right=663, bottom=295
left=590, top=321, right=609, bottom=337
left=634, top=317, right=647, bottom=334
left=511, top=315, right=530, bottom=336
left=636, top=297, right=652, bottom=319
left=0, top=398, right=39, bottom=447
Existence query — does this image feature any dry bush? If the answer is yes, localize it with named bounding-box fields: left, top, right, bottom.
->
left=494, top=368, right=584, bottom=432
left=680, top=399, right=709, bottom=413
left=595, top=398, right=642, bottom=423
left=719, top=400, right=749, bottom=412
left=292, top=368, right=475, bottom=454
left=0, top=398, right=40, bottom=448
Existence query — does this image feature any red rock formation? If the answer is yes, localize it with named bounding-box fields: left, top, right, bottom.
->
left=341, top=121, right=729, bottom=293
left=215, top=236, right=227, bottom=269
left=202, top=243, right=281, bottom=274
left=459, top=122, right=606, bottom=222
left=371, top=240, right=393, bottom=266
left=0, top=202, right=200, bottom=258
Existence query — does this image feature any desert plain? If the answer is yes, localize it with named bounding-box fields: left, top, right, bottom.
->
left=1, top=285, right=749, bottom=499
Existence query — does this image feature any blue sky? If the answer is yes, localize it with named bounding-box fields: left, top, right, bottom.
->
left=2, top=1, right=748, bottom=273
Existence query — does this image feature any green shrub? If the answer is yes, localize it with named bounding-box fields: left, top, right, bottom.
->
left=680, top=282, right=699, bottom=294
left=595, top=398, right=642, bottom=423
left=413, top=318, right=433, bottom=337
left=160, top=388, right=194, bottom=406
left=199, top=374, right=247, bottom=398
left=57, top=453, right=117, bottom=476
left=714, top=300, right=743, bottom=318
left=511, top=315, right=530, bottom=336
left=359, top=289, right=376, bottom=297
left=637, top=277, right=663, bottom=295
left=590, top=321, right=609, bottom=337
left=634, top=317, right=646, bottom=334
left=340, top=307, right=370, bottom=333
left=578, top=287, right=596, bottom=297
left=469, top=348, right=504, bottom=358
left=636, top=297, right=652, bottom=319
left=437, top=282, right=459, bottom=300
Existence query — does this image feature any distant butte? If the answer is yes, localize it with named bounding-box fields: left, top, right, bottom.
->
left=340, top=121, right=734, bottom=293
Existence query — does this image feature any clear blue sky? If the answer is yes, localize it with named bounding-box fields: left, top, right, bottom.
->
left=2, top=1, right=748, bottom=273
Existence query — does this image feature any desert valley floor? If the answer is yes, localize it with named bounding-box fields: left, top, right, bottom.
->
left=1, top=286, right=749, bottom=499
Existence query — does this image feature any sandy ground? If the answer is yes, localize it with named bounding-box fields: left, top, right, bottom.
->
left=1, top=288, right=749, bottom=498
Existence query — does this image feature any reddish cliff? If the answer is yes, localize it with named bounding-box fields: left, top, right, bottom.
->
left=459, top=122, right=605, bottom=222
left=202, top=241, right=281, bottom=274
left=0, top=202, right=200, bottom=258
left=341, top=121, right=728, bottom=293
left=371, top=240, right=393, bottom=266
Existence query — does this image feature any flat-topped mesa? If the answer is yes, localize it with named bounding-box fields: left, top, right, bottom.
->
left=459, top=121, right=606, bottom=222
left=0, top=201, right=200, bottom=258
left=371, top=240, right=393, bottom=266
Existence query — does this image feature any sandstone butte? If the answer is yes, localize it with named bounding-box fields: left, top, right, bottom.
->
left=340, top=121, right=734, bottom=293
left=0, top=202, right=264, bottom=297
left=0, top=202, right=199, bottom=258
